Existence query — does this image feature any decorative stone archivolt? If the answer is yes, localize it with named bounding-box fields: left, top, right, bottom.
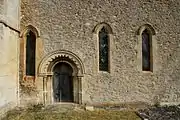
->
left=38, top=50, right=85, bottom=77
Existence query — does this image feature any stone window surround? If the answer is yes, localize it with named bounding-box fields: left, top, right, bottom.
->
left=20, top=25, right=40, bottom=80
left=93, top=22, right=113, bottom=73
left=137, top=24, right=157, bottom=73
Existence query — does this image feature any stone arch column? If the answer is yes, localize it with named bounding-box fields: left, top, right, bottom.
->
left=38, top=50, right=85, bottom=104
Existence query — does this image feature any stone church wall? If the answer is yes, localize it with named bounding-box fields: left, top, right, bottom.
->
left=20, top=0, right=180, bottom=105
left=0, top=0, right=19, bottom=117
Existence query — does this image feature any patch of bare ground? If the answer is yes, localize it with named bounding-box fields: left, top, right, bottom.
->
left=2, top=103, right=141, bottom=120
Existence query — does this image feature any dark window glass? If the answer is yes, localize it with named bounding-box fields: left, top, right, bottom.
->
left=142, top=29, right=151, bottom=71
left=99, top=27, right=109, bottom=71
left=26, top=30, right=36, bottom=76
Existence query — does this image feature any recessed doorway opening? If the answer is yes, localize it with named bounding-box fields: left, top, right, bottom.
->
left=53, top=62, right=73, bottom=102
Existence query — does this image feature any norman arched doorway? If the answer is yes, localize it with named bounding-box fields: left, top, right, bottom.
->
left=53, top=62, right=73, bottom=102
left=38, top=50, right=85, bottom=104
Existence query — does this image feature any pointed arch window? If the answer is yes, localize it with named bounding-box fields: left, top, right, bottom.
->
left=26, top=30, right=36, bottom=76
left=93, top=23, right=112, bottom=72
left=138, top=24, right=156, bottom=72
left=99, top=27, right=109, bottom=71
left=137, top=24, right=156, bottom=72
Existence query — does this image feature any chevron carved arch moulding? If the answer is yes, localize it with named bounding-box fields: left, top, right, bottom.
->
left=38, top=50, right=85, bottom=77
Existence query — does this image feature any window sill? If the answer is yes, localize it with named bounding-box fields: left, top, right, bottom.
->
left=142, top=71, right=153, bottom=74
